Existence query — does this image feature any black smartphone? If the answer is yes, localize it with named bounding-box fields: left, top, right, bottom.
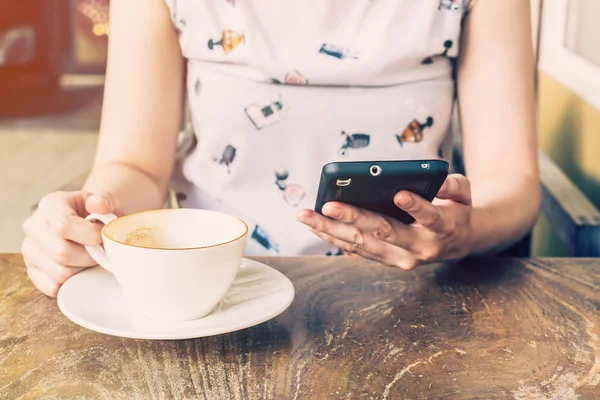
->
left=314, top=159, right=449, bottom=224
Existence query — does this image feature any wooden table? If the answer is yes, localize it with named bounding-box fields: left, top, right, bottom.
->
left=1, top=254, right=600, bottom=399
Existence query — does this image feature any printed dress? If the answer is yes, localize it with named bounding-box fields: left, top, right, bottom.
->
left=165, top=0, right=474, bottom=256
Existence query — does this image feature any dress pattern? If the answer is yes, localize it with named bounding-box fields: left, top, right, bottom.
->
left=167, top=0, right=474, bottom=255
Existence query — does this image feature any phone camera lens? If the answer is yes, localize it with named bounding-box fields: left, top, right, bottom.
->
left=370, top=165, right=382, bottom=176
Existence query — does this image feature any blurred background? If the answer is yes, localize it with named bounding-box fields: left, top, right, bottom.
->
left=0, top=0, right=598, bottom=255
left=1, top=0, right=107, bottom=253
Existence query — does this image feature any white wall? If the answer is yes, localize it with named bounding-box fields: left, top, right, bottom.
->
left=538, top=0, right=600, bottom=110
left=564, top=0, right=600, bottom=67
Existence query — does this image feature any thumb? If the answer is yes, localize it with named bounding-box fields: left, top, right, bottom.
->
left=85, top=192, right=123, bottom=216
left=435, top=174, right=472, bottom=205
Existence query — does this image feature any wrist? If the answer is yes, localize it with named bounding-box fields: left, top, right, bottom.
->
left=84, top=163, right=166, bottom=214
left=462, top=206, right=494, bottom=256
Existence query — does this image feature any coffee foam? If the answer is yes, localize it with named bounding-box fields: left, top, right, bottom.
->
left=121, top=226, right=166, bottom=248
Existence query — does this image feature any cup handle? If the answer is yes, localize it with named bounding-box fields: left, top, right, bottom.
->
left=85, top=213, right=118, bottom=273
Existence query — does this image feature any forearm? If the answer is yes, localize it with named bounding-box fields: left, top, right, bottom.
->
left=467, top=173, right=541, bottom=255
left=82, top=162, right=169, bottom=214
left=79, top=0, right=182, bottom=216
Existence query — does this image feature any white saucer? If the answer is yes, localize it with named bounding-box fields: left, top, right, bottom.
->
left=57, top=258, right=294, bottom=340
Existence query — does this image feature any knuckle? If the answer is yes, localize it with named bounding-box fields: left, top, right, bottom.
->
left=347, top=210, right=359, bottom=223
left=424, top=211, right=442, bottom=227
left=20, top=240, right=30, bottom=259
left=420, top=246, right=440, bottom=262
left=37, top=195, right=49, bottom=209
left=443, top=219, right=456, bottom=235
left=22, top=218, right=35, bottom=236
left=44, top=283, right=60, bottom=298
left=54, top=218, right=70, bottom=237
left=22, top=254, right=31, bottom=268
left=25, top=266, right=37, bottom=284
left=55, top=266, right=74, bottom=285
left=344, top=242, right=358, bottom=254
left=52, top=243, right=71, bottom=265
left=395, top=258, right=419, bottom=270
left=39, top=191, right=62, bottom=208
left=26, top=266, right=59, bottom=297
left=374, top=219, right=394, bottom=240
left=351, top=230, right=365, bottom=248
left=21, top=239, right=36, bottom=265
left=311, top=217, right=326, bottom=231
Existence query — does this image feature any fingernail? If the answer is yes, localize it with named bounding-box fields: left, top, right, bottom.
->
left=91, top=193, right=110, bottom=208
left=298, top=215, right=313, bottom=226
left=396, top=193, right=413, bottom=208
left=325, top=204, right=342, bottom=219
left=96, top=195, right=110, bottom=208
left=438, top=181, right=447, bottom=194
left=448, top=177, right=457, bottom=193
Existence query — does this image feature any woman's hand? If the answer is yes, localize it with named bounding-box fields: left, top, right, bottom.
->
left=297, top=174, right=474, bottom=269
left=21, top=192, right=121, bottom=297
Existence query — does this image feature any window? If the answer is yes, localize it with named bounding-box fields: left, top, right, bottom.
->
left=539, top=0, right=600, bottom=110
left=564, top=0, right=600, bottom=68
left=68, top=0, right=109, bottom=73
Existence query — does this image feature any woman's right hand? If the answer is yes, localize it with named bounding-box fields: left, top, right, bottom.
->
left=21, top=191, right=121, bottom=298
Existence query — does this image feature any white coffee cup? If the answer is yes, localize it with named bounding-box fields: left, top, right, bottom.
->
left=84, top=208, right=248, bottom=322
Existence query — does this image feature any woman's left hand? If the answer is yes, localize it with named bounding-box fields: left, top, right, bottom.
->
left=297, top=174, right=475, bottom=269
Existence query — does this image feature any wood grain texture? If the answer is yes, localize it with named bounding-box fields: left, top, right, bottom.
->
left=1, top=254, right=600, bottom=399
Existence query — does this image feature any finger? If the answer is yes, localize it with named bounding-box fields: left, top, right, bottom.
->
left=394, top=191, right=446, bottom=232
left=41, top=192, right=79, bottom=230
left=40, top=192, right=101, bottom=245
left=32, top=224, right=97, bottom=267
left=321, top=202, right=408, bottom=242
left=308, top=228, right=419, bottom=270
left=26, top=264, right=60, bottom=298
left=86, top=192, right=123, bottom=216
left=298, top=209, right=390, bottom=255
left=48, top=214, right=103, bottom=246
left=305, top=222, right=386, bottom=256
left=308, top=227, right=389, bottom=264
left=40, top=190, right=90, bottom=217
left=435, top=174, right=472, bottom=205
left=21, top=237, right=87, bottom=285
